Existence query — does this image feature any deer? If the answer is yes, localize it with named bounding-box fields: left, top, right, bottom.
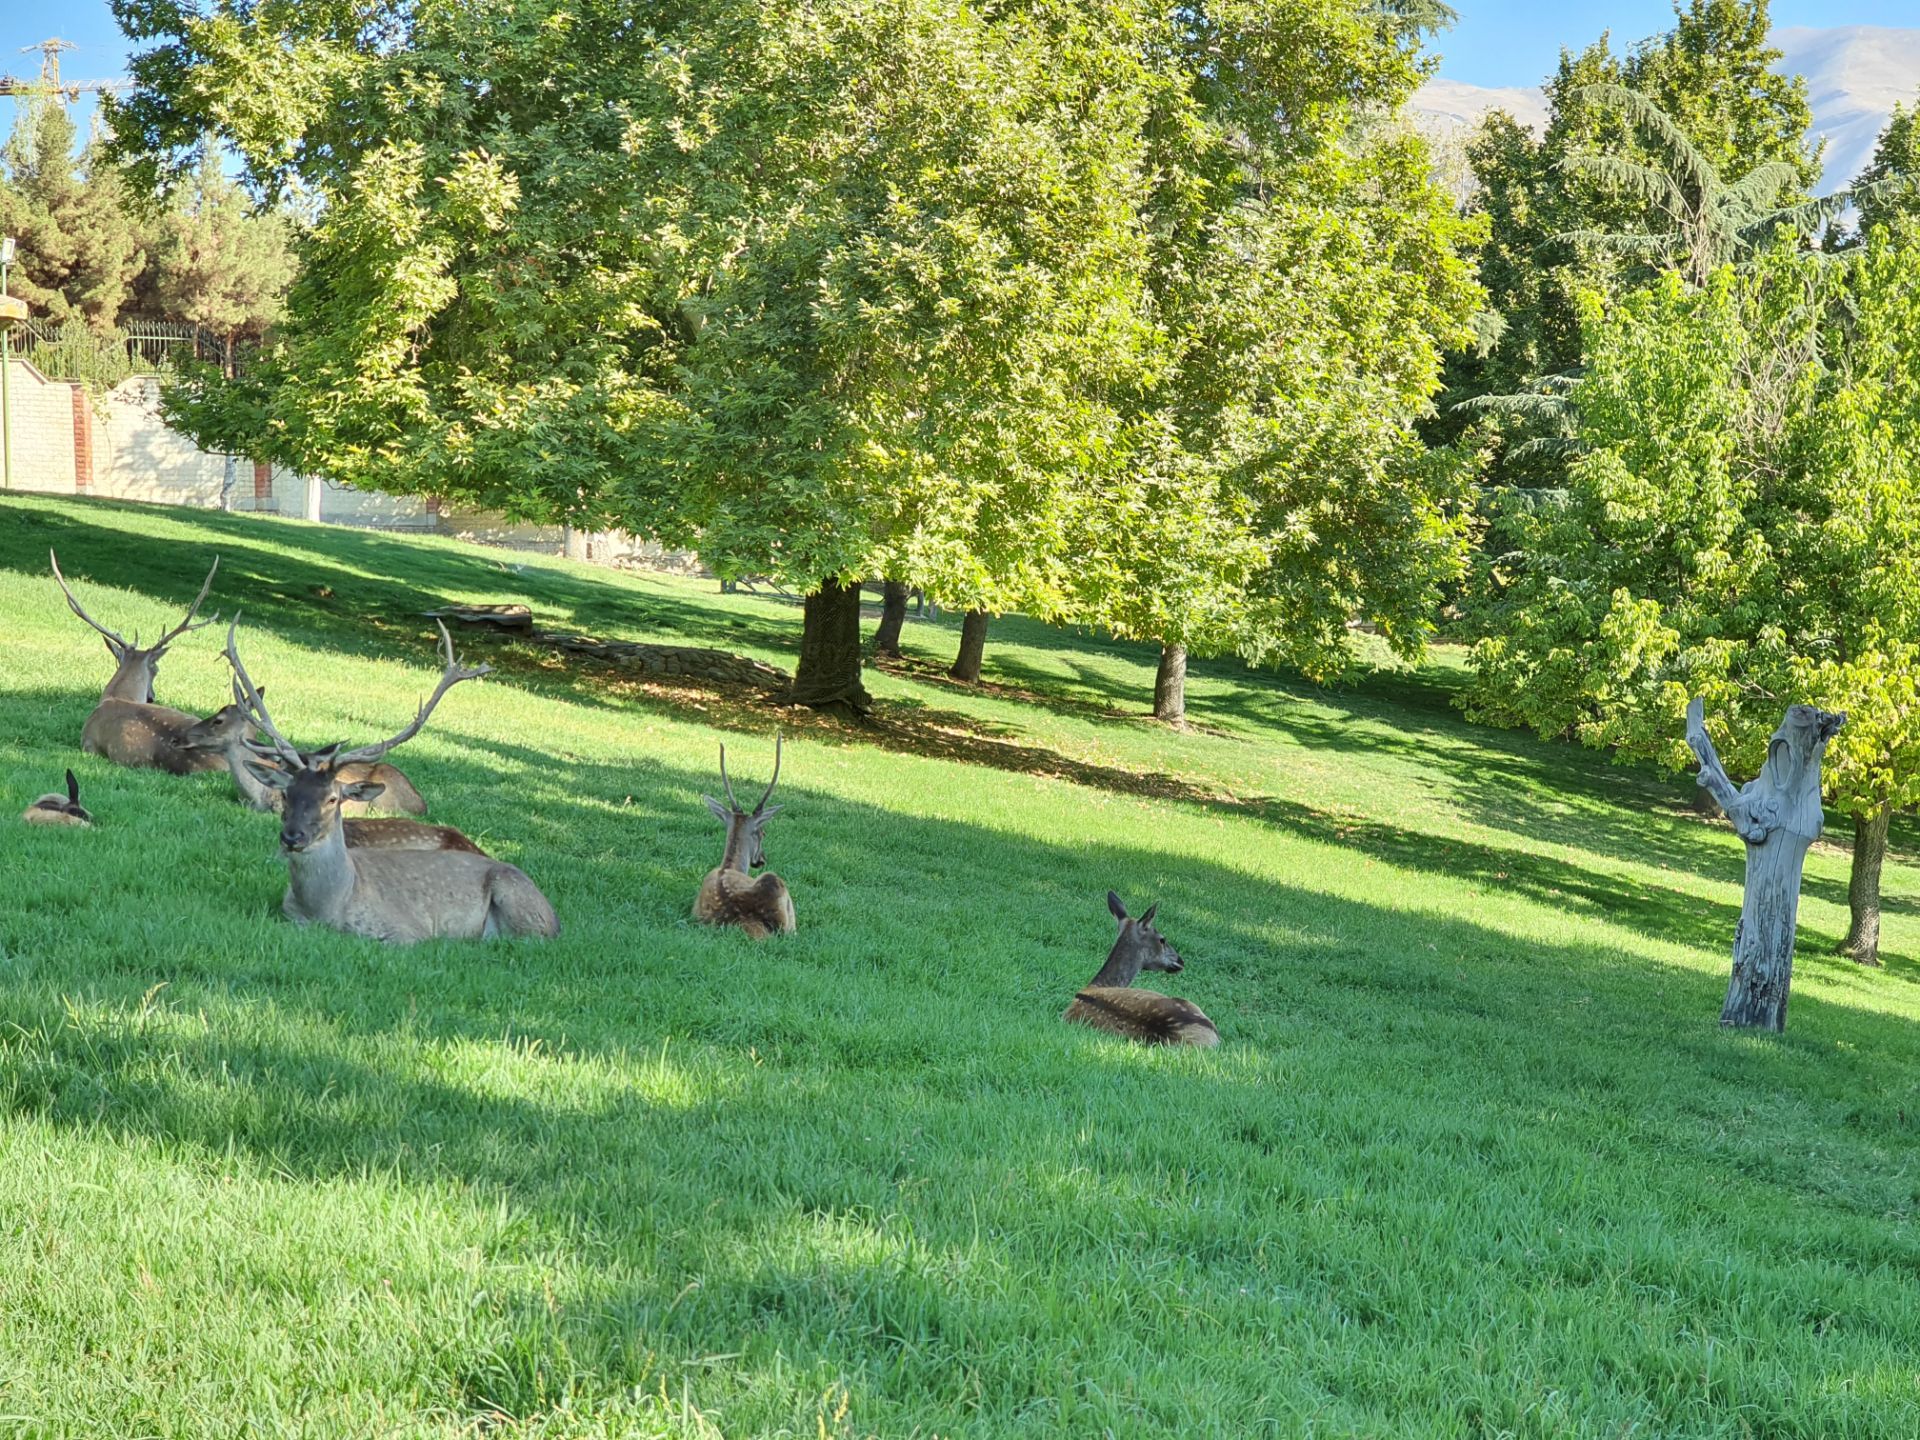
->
left=226, top=620, right=558, bottom=942
left=1062, top=892, right=1219, bottom=1047
left=51, top=549, right=227, bottom=774
left=22, top=770, right=92, bottom=827
left=694, top=736, right=795, bottom=938
left=179, top=682, right=430, bottom=817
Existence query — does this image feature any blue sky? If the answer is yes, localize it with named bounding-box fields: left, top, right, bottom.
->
left=5, top=0, right=1920, bottom=129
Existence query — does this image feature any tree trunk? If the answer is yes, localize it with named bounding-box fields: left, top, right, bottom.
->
left=872, top=578, right=909, bottom=658
left=1686, top=698, right=1845, bottom=1032
left=1840, top=807, right=1891, bottom=967
left=304, top=475, right=324, bottom=522
left=1154, top=642, right=1188, bottom=725
left=563, top=525, right=590, bottom=561
left=949, top=610, right=990, bottom=683
left=790, top=578, right=873, bottom=718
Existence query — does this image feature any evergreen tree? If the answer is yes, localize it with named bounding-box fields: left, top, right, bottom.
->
left=0, top=96, right=147, bottom=327
left=1852, top=99, right=1920, bottom=236
left=143, top=153, right=296, bottom=369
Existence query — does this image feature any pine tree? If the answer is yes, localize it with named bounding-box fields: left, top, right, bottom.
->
left=0, top=96, right=146, bottom=327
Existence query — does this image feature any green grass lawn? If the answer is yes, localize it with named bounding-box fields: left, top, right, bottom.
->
left=3, top=492, right=1918, bottom=1439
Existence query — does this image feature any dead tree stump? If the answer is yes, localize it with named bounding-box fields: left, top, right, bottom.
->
left=1685, top=697, right=1845, bottom=1033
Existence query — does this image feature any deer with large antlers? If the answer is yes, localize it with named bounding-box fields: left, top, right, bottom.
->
left=52, top=550, right=227, bottom=773
left=227, top=621, right=558, bottom=942
left=694, top=736, right=796, bottom=939
left=179, top=685, right=430, bottom=817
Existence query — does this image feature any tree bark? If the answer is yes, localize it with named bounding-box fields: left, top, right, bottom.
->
left=872, top=578, right=909, bottom=658
left=790, top=578, right=873, bottom=718
left=1840, top=806, right=1891, bottom=967
left=1686, top=698, right=1846, bottom=1032
left=949, top=610, right=990, bottom=683
left=1154, top=642, right=1188, bottom=725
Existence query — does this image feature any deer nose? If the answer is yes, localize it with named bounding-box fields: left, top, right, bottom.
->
left=281, top=826, right=310, bottom=851
left=1167, top=956, right=1184, bottom=972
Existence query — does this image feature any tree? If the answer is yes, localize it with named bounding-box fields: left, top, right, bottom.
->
left=0, top=95, right=146, bottom=327
left=1852, top=99, right=1920, bottom=237
left=1444, top=2, right=1820, bottom=479
left=1060, top=16, right=1486, bottom=725
left=115, top=0, right=1158, bottom=720
left=142, top=152, right=297, bottom=369
left=1469, top=232, right=1920, bottom=965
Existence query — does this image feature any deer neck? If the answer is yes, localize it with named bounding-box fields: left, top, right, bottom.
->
left=99, top=657, right=156, bottom=703
left=1087, top=934, right=1146, bottom=989
left=720, top=817, right=755, bottom=875
left=286, top=822, right=357, bottom=920
left=223, top=741, right=279, bottom=810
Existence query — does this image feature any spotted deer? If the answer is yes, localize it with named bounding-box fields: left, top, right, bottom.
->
left=1062, top=892, right=1218, bottom=1047
left=227, top=621, right=557, bottom=942
left=22, top=770, right=92, bottom=827
left=52, top=550, right=226, bottom=773
left=180, top=683, right=430, bottom=817
left=694, top=736, right=795, bottom=938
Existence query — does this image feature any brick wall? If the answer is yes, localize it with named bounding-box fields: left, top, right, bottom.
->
left=1, top=356, right=80, bottom=493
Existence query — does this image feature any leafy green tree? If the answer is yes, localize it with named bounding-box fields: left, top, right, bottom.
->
left=1060, top=16, right=1485, bottom=723
left=1445, top=2, right=1819, bottom=477
left=1469, top=232, right=1920, bottom=965
left=114, top=0, right=1158, bottom=716
left=0, top=96, right=146, bottom=327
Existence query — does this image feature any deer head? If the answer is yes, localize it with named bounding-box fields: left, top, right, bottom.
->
left=226, top=620, right=488, bottom=854
left=1103, top=890, right=1183, bottom=979
left=704, top=735, right=784, bottom=873
left=178, top=688, right=263, bottom=755
left=51, top=550, right=220, bottom=703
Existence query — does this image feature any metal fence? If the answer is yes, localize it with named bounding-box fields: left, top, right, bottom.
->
left=14, top=318, right=232, bottom=385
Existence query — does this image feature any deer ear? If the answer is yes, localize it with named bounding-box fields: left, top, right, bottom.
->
left=1107, top=890, right=1128, bottom=921
left=1140, top=902, right=1159, bottom=926
left=755, top=803, right=783, bottom=820
left=66, top=770, right=81, bottom=805
left=703, top=795, right=732, bottom=822
left=244, top=757, right=293, bottom=790
left=340, top=780, right=387, bottom=803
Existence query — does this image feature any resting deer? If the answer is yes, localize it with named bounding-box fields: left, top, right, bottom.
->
left=227, top=621, right=557, bottom=942
left=52, top=550, right=227, bottom=774
left=1063, top=893, right=1218, bottom=1047
left=694, top=736, right=795, bottom=938
left=180, top=684, right=430, bottom=817
left=22, top=770, right=92, bottom=827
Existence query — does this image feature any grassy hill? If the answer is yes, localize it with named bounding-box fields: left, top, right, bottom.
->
left=3, top=492, right=1917, bottom=1439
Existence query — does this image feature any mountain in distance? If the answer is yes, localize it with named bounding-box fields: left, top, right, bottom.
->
left=1410, top=25, right=1920, bottom=191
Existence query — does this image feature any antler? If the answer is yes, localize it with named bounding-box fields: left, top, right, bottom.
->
left=49, top=549, right=130, bottom=653
left=225, top=617, right=304, bottom=769
left=331, top=620, right=491, bottom=767
left=718, top=743, right=740, bottom=811
left=150, top=556, right=222, bottom=650
left=754, top=732, right=783, bottom=814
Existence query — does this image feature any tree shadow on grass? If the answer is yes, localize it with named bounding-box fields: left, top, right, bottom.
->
left=4, top=746, right=1920, bottom=1430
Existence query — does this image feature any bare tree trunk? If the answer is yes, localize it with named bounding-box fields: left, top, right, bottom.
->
left=791, top=578, right=873, bottom=718
left=1154, top=642, right=1188, bottom=725
left=563, top=525, right=590, bottom=562
left=1686, top=698, right=1846, bottom=1032
left=872, top=578, right=909, bottom=658
left=1840, top=807, right=1891, bottom=967
left=304, top=475, right=323, bottom=522
left=949, top=610, right=990, bottom=683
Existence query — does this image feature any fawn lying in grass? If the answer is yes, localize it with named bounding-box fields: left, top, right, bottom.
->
left=1063, top=892, right=1218, bottom=1047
